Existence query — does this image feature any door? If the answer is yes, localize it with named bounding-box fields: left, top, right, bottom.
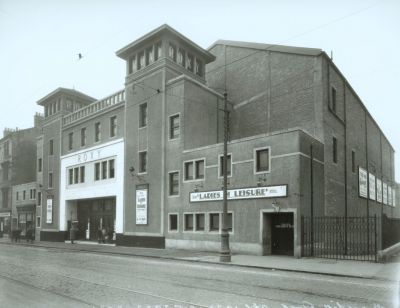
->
left=271, top=213, right=294, bottom=255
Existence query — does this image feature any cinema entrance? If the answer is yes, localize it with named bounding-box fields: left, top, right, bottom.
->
left=262, top=212, right=294, bottom=256
left=73, top=197, right=116, bottom=243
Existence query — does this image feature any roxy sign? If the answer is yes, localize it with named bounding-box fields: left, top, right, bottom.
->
left=190, top=185, right=287, bottom=202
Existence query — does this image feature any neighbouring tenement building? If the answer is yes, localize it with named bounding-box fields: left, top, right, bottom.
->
left=34, top=24, right=398, bottom=258
left=0, top=115, right=42, bottom=238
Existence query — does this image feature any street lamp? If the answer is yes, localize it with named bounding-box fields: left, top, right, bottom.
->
left=220, top=92, right=231, bottom=262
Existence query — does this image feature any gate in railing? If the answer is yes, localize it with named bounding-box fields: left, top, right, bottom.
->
left=301, top=216, right=378, bottom=262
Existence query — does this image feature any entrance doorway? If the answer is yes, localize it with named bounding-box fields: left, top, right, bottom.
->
left=262, top=212, right=294, bottom=256
left=75, top=198, right=116, bottom=242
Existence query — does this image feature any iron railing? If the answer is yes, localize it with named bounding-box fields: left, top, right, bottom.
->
left=301, top=216, right=378, bottom=262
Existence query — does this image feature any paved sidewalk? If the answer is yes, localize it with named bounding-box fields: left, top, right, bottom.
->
left=1, top=237, right=399, bottom=281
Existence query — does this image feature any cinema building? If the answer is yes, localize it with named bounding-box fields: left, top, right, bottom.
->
left=36, top=25, right=398, bottom=257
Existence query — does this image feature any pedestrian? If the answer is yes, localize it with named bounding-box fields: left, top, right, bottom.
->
left=26, top=226, right=34, bottom=243
left=70, top=224, right=77, bottom=244
left=97, top=227, right=102, bottom=244
left=101, top=227, right=106, bottom=244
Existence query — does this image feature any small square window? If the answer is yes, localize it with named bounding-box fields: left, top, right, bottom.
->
left=169, top=114, right=180, bottom=139
left=184, top=214, right=194, bottom=231
left=169, top=214, right=178, bottom=231
left=195, top=213, right=205, bottom=231
left=210, top=213, right=220, bottom=231
left=169, top=172, right=179, bottom=196
left=256, top=148, right=270, bottom=173
left=219, top=155, right=232, bottom=177
left=139, top=152, right=147, bottom=173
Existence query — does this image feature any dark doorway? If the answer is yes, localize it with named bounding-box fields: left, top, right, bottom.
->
left=271, top=212, right=294, bottom=256
left=77, top=198, right=115, bottom=242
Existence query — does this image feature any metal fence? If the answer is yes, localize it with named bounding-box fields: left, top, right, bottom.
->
left=382, top=214, right=400, bottom=250
left=301, top=216, right=378, bottom=262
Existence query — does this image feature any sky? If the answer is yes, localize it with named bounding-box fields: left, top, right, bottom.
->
left=0, top=0, right=399, bottom=181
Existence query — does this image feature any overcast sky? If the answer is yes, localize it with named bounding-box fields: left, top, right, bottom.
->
left=0, top=0, right=399, bottom=181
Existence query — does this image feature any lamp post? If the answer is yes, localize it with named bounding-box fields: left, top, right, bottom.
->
left=220, top=92, right=231, bottom=262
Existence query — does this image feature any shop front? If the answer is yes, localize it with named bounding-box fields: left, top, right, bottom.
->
left=16, top=204, right=35, bottom=239
left=73, top=197, right=116, bottom=242
left=0, top=211, right=11, bottom=237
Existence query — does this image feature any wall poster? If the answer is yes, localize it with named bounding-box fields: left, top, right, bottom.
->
left=368, top=173, right=376, bottom=201
left=46, top=197, right=53, bottom=224
left=136, top=185, right=148, bottom=225
left=383, top=182, right=388, bottom=205
left=376, top=178, right=382, bottom=203
left=358, top=167, right=368, bottom=198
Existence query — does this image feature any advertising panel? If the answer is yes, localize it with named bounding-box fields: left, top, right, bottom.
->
left=368, top=173, right=376, bottom=201
left=376, top=178, right=382, bottom=203
left=136, top=188, right=148, bottom=225
left=358, top=167, right=368, bottom=198
left=46, top=197, right=53, bottom=224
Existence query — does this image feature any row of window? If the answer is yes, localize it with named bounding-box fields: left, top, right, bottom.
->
left=169, top=148, right=270, bottom=195
left=67, top=159, right=115, bottom=185
left=128, top=41, right=162, bottom=74
left=127, top=40, right=204, bottom=78
left=168, top=42, right=203, bottom=77
left=16, top=189, right=36, bottom=201
left=169, top=212, right=233, bottom=232
left=67, top=116, right=118, bottom=151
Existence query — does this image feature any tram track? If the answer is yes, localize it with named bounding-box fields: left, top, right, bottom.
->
left=0, top=255, right=392, bottom=307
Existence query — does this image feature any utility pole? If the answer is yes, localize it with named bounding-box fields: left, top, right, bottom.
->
left=220, top=92, right=231, bottom=262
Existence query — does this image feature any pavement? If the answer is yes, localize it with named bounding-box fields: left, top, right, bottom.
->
left=1, top=236, right=399, bottom=282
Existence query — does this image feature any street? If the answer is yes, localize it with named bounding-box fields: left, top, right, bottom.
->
left=0, top=244, right=397, bottom=308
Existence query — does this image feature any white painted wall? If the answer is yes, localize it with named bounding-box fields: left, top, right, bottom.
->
left=59, top=138, right=124, bottom=233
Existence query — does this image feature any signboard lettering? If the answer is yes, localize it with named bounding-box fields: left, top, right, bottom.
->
left=190, top=185, right=287, bottom=203
left=77, top=149, right=101, bottom=163
left=46, top=197, right=53, bottom=224
left=358, top=167, right=368, bottom=198
left=136, top=188, right=148, bottom=225
left=383, top=182, right=388, bottom=205
left=368, top=173, right=376, bottom=201
left=376, top=178, right=382, bottom=203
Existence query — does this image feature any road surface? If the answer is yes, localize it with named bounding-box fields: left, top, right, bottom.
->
left=0, top=244, right=397, bottom=307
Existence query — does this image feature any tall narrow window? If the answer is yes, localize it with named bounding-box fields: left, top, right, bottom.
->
left=81, top=127, right=86, bottom=146
left=351, top=150, right=356, bottom=173
left=74, top=167, right=79, bottom=184
left=333, top=137, right=338, bottom=163
left=68, top=169, right=73, bottom=185
left=48, top=172, right=53, bottom=188
left=68, top=132, right=73, bottom=150
left=169, top=214, right=178, bottom=231
left=154, top=41, right=162, bottom=61
left=110, top=116, right=117, bottom=137
left=23, top=190, right=26, bottom=200
left=187, top=53, right=194, bottom=72
left=178, top=48, right=186, bottom=67
left=129, top=56, right=136, bottom=74
left=168, top=43, right=177, bottom=62
left=49, top=139, right=54, bottom=155
left=331, top=87, right=337, bottom=113
left=145, top=46, right=154, bottom=65
left=16, top=191, right=19, bottom=201
left=37, top=192, right=42, bottom=206
left=139, top=103, right=148, bottom=128
left=139, top=152, right=147, bottom=173
left=184, top=162, right=194, bottom=181
left=210, top=213, right=220, bottom=231
left=95, top=122, right=101, bottom=142
left=169, top=114, right=180, bottom=139
left=109, top=159, right=115, bottom=178
left=95, top=163, right=100, bottom=181
left=219, top=154, right=232, bottom=177
left=38, top=158, right=42, bottom=172
left=195, top=160, right=204, bottom=179
left=195, top=58, right=203, bottom=77
left=102, top=161, right=107, bottom=180
left=169, top=172, right=179, bottom=196
left=255, top=148, right=270, bottom=173
left=184, top=214, right=193, bottom=231
left=195, top=213, right=205, bottom=231
left=80, top=166, right=85, bottom=183
left=137, top=51, right=144, bottom=70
